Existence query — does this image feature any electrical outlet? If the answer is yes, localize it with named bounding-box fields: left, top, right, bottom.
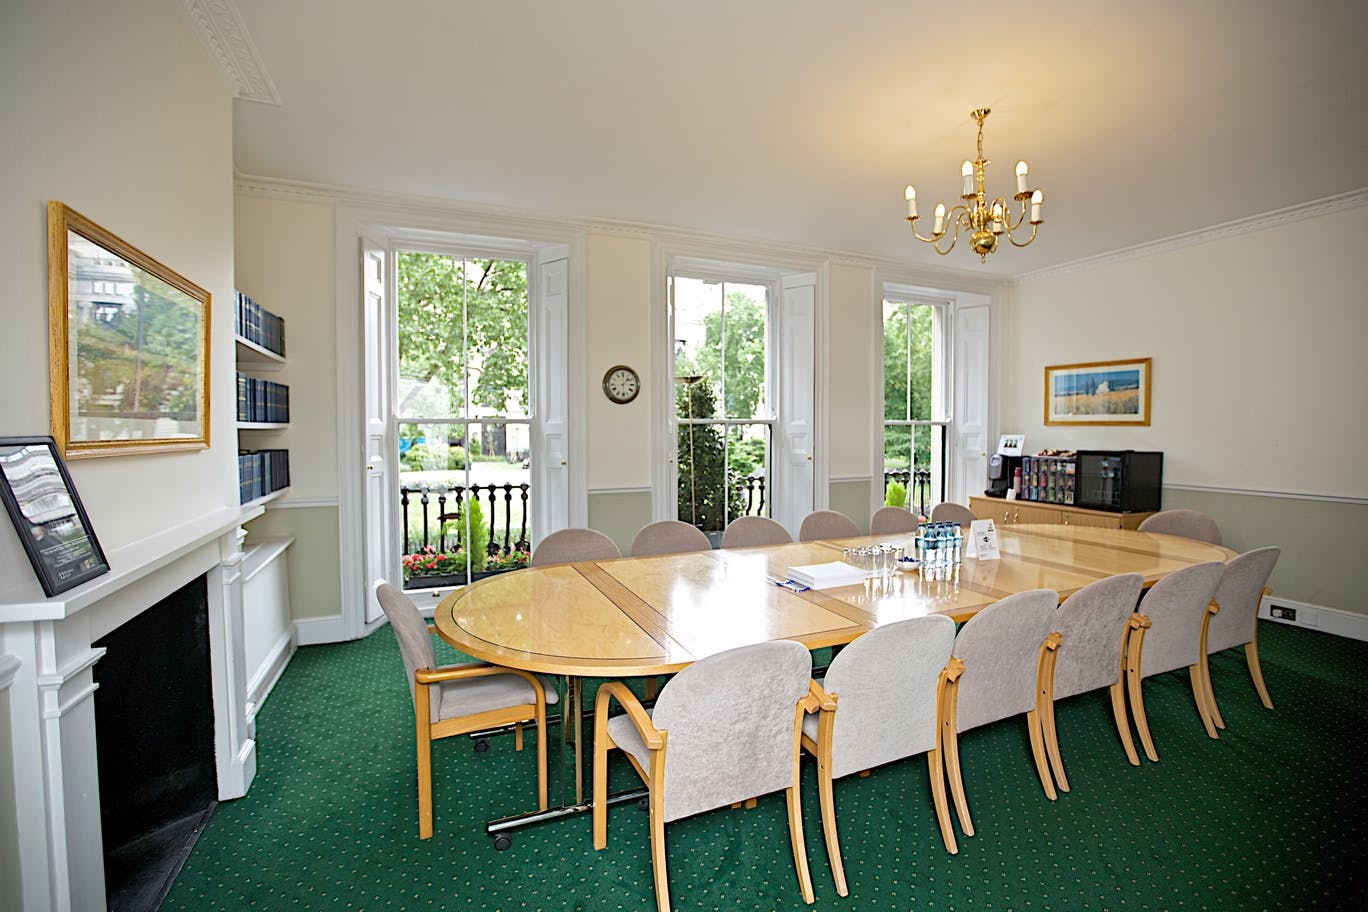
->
left=1269, top=604, right=1297, bottom=622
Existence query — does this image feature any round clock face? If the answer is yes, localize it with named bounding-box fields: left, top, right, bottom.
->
left=602, top=365, right=640, bottom=404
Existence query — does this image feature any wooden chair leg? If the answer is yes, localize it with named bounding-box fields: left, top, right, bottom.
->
left=745, top=797, right=757, bottom=809
left=1039, top=696, right=1068, bottom=794
left=1200, top=649, right=1226, bottom=730
left=645, top=675, right=658, bottom=701
left=815, top=749, right=847, bottom=896
left=535, top=703, right=548, bottom=812
left=1188, top=664, right=1219, bottom=740
left=926, top=749, right=958, bottom=855
left=1109, top=680, right=1140, bottom=766
left=416, top=685, right=434, bottom=840
left=592, top=699, right=611, bottom=850
left=1026, top=710, right=1057, bottom=800
left=941, top=725, right=974, bottom=837
left=785, top=785, right=815, bottom=905
left=649, top=796, right=671, bottom=912
left=1246, top=640, right=1274, bottom=709
left=514, top=721, right=524, bottom=751
left=1126, top=623, right=1158, bottom=762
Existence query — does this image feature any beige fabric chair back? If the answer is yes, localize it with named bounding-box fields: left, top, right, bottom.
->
left=1136, top=561, right=1225, bottom=678
left=630, top=520, right=712, bottom=557
left=1052, top=573, right=1144, bottom=700
left=951, top=589, right=1059, bottom=732
left=531, top=528, right=621, bottom=566
left=798, top=510, right=860, bottom=541
left=376, top=583, right=440, bottom=719
left=869, top=506, right=919, bottom=535
left=930, top=502, right=976, bottom=527
left=817, top=615, right=954, bottom=779
left=1137, top=509, right=1222, bottom=545
left=652, top=639, right=812, bottom=822
left=1207, top=547, right=1280, bottom=654
left=720, top=515, right=792, bottom=548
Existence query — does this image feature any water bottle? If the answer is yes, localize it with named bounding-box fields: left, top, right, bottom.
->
left=933, top=523, right=946, bottom=579
left=915, top=522, right=926, bottom=565
left=952, top=523, right=963, bottom=567
left=924, top=525, right=938, bottom=578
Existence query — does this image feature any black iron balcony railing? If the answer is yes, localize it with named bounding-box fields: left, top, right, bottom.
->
left=883, top=466, right=933, bottom=517
left=400, top=482, right=530, bottom=556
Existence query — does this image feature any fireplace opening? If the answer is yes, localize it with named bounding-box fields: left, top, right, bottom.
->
left=92, top=574, right=217, bottom=912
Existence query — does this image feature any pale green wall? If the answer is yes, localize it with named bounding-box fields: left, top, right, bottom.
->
left=588, top=492, right=654, bottom=556
left=1163, top=488, right=1364, bottom=612
left=829, top=480, right=874, bottom=534
left=239, top=507, right=342, bottom=621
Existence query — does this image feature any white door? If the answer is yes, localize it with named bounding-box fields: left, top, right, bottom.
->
left=775, top=272, right=816, bottom=535
left=952, top=301, right=990, bottom=505
left=361, top=236, right=396, bottom=623
left=533, top=246, right=570, bottom=545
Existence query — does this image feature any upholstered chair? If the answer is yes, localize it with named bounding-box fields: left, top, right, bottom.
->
left=719, top=515, right=792, bottom=548
left=1042, top=573, right=1146, bottom=791
left=593, top=639, right=817, bottom=912
left=1137, top=509, right=1223, bottom=545
left=631, top=520, right=712, bottom=557
left=869, top=506, right=919, bottom=535
left=940, top=588, right=1061, bottom=838
left=929, top=502, right=977, bottom=527
left=797, top=509, right=860, bottom=542
left=1125, top=561, right=1226, bottom=760
left=1202, top=547, right=1281, bottom=727
left=802, top=615, right=958, bottom=895
left=530, top=527, right=621, bottom=566
left=375, top=583, right=548, bottom=839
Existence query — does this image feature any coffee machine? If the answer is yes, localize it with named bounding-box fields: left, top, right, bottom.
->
left=984, top=434, right=1025, bottom=498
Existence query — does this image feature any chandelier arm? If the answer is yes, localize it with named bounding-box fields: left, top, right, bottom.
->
left=1002, top=201, right=1030, bottom=233
left=1006, top=221, right=1039, bottom=248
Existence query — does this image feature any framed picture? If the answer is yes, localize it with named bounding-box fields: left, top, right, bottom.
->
left=0, top=436, right=110, bottom=597
left=48, top=202, right=211, bottom=458
left=1044, top=357, right=1152, bottom=426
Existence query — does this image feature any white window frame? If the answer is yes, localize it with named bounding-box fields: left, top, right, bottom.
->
left=877, top=288, right=953, bottom=514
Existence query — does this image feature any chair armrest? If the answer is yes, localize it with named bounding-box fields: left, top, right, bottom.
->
left=415, top=662, right=547, bottom=704
left=1129, top=613, right=1152, bottom=630
left=803, top=679, right=837, bottom=714
left=595, top=681, right=663, bottom=750
left=1207, top=599, right=1221, bottom=615
left=1043, top=631, right=1063, bottom=652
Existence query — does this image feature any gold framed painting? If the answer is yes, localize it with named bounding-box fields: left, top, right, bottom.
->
left=1044, top=357, right=1151, bottom=426
left=48, top=202, right=211, bottom=457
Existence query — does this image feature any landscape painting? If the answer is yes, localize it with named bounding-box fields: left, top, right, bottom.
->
left=1044, top=358, right=1151, bottom=426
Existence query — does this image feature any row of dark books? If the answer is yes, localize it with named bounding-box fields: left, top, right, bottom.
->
left=234, top=290, right=286, bottom=356
left=238, top=449, right=290, bottom=504
left=236, top=372, right=290, bottom=424
left=1020, top=455, right=1076, bottom=505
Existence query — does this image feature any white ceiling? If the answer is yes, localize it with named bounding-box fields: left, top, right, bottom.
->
left=227, top=0, right=1368, bottom=278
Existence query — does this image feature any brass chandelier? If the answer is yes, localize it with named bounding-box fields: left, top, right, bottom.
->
left=904, top=108, right=1043, bottom=262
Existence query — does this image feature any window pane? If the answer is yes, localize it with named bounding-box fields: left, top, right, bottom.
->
left=719, top=283, right=769, bottom=420
left=727, top=424, right=770, bottom=521
left=883, top=300, right=933, bottom=422
left=673, top=276, right=724, bottom=417
left=676, top=418, right=728, bottom=533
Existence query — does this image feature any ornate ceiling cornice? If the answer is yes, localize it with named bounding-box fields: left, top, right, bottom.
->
left=181, top=0, right=281, bottom=105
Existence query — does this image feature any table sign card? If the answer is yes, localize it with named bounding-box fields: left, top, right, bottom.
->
left=967, top=519, right=1000, bottom=561
left=0, top=436, right=109, bottom=596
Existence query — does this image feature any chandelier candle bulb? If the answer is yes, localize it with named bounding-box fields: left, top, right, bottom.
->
left=991, top=202, right=1004, bottom=233
left=933, top=203, right=946, bottom=235
left=1016, top=160, right=1029, bottom=195
left=961, top=161, right=974, bottom=197
left=905, top=185, right=917, bottom=219
left=1031, top=189, right=1044, bottom=223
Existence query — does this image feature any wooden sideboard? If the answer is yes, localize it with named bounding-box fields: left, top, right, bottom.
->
left=968, top=495, right=1155, bottom=530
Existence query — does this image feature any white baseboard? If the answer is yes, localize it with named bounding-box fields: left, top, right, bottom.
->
left=246, top=630, right=296, bottom=722
left=294, top=614, right=351, bottom=646
left=1259, top=594, right=1368, bottom=642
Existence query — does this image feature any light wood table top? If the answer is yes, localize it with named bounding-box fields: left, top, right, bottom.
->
left=432, top=524, right=1233, bottom=678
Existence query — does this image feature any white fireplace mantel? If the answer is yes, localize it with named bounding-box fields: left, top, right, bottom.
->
left=1, top=503, right=261, bottom=912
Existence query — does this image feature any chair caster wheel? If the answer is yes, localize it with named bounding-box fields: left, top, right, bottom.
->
left=474, top=738, right=490, bottom=753
left=638, top=797, right=649, bottom=812
left=492, top=833, right=512, bottom=852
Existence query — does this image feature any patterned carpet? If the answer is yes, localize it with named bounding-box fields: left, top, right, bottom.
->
left=164, top=621, right=1367, bottom=911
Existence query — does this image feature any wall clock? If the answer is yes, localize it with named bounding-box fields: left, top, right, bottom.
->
left=602, top=365, right=640, bottom=404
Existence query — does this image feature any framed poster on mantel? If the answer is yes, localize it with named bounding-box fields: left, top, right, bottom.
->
left=0, top=436, right=109, bottom=597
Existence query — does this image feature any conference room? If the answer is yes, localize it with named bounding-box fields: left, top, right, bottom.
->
left=2, top=3, right=1366, bottom=911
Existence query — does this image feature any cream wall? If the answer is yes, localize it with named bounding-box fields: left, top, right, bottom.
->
left=0, top=0, right=237, bottom=563
left=1003, top=204, right=1368, bottom=612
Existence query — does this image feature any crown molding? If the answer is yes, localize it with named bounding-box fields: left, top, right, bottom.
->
left=233, top=171, right=1004, bottom=291
left=182, top=0, right=281, bottom=105
left=1013, top=188, right=1368, bottom=283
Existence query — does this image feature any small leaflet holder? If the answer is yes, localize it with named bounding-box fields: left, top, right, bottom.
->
left=966, top=518, right=1000, bottom=561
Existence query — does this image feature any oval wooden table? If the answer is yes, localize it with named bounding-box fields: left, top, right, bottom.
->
left=432, top=524, right=1232, bottom=844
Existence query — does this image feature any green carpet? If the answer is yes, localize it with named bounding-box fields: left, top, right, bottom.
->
left=164, top=622, right=1367, bottom=910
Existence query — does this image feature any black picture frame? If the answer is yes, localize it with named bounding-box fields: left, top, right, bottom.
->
left=0, top=435, right=110, bottom=597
